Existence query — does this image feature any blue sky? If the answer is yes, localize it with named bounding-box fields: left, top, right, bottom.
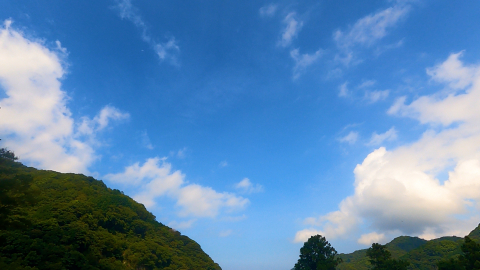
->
left=1, top=0, right=480, bottom=269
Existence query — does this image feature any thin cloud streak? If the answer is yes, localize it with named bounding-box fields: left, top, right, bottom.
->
left=113, top=0, right=180, bottom=65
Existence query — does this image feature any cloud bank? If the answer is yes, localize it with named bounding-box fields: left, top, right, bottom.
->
left=295, top=52, right=480, bottom=245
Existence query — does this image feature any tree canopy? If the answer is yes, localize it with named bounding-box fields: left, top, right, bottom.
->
left=0, top=159, right=221, bottom=270
left=438, top=236, right=480, bottom=270
left=293, top=234, right=342, bottom=270
left=366, top=243, right=409, bottom=270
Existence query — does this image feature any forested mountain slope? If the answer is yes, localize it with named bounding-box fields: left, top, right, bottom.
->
left=0, top=158, right=221, bottom=270
left=336, top=227, right=480, bottom=270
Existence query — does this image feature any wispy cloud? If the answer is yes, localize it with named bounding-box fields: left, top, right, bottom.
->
left=338, top=131, right=359, bottom=145
left=219, top=160, right=229, bottom=167
left=339, top=82, right=350, bottom=97
left=168, top=219, right=196, bottom=230
left=113, top=0, right=180, bottom=65
left=219, top=229, right=233, bottom=237
left=367, top=127, right=397, bottom=146
left=278, top=12, right=303, bottom=47
left=290, top=48, right=323, bottom=79
left=259, top=4, right=278, bottom=17
left=334, top=4, right=410, bottom=65
left=235, top=178, right=264, bottom=194
left=358, top=80, right=376, bottom=89
left=295, top=52, right=480, bottom=243
left=364, top=89, right=390, bottom=103
left=105, top=158, right=250, bottom=218
left=139, top=130, right=154, bottom=150
left=0, top=20, right=127, bottom=174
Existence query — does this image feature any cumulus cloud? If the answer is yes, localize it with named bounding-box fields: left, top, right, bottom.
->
left=290, top=48, right=323, bottom=79
left=338, top=131, right=359, bottom=145
left=113, top=0, right=180, bottom=65
left=278, top=12, right=303, bottom=47
left=296, top=52, right=480, bottom=243
left=367, top=127, right=398, bottom=146
left=334, top=4, right=410, bottom=65
left=0, top=20, right=127, bottom=173
left=259, top=4, right=278, bottom=17
left=235, top=178, right=264, bottom=194
left=104, top=157, right=250, bottom=218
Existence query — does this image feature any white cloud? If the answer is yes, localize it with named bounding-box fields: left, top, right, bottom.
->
left=389, top=52, right=480, bottom=126
left=235, top=178, right=264, bottom=194
left=294, top=229, right=324, bottom=243
left=0, top=20, right=127, bottom=174
left=105, top=157, right=250, bottom=218
left=358, top=232, right=386, bottom=245
left=259, top=4, right=278, bottom=17
left=78, top=105, right=129, bottom=135
left=367, top=127, right=398, bottom=146
left=296, top=52, right=480, bottom=242
left=290, top=48, right=323, bottom=79
left=339, top=82, right=350, bottom=97
left=338, top=131, right=359, bottom=145
left=113, top=0, right=180, bottom=65
left=364, top=90, right=389, bottom=103
left=278, top=12, right=303, bottom=47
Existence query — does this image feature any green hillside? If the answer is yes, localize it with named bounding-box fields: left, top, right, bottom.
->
left=0, top=158, right=221, bottom=270
left=336, top=230, right=476, bottom=270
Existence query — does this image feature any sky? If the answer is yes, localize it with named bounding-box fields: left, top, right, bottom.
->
left=1, top=0, right=480, bottom=269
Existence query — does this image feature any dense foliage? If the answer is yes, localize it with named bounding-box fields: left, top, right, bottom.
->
left=293, top=234, right=342, bottom=270
left=366, top=243, right=409, bottom=270
left=437, top=236, right=480, bottom=270
left=0, top=158, right=221, bottom=270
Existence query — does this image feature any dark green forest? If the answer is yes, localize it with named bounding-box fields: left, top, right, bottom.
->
left=0, top=154, right=221, bottom=270
left=336, top=227, right=480, bottom=270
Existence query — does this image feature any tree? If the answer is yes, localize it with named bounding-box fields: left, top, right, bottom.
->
left=438, top=236, right=480, bottom=270
left=366, top=243, right=409, bottom=270
left=293, top=235, right=342, bottom=270
left=0, top=139, right=19, bottom=163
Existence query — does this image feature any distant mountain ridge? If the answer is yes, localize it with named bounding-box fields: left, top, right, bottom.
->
left=0, top=159, right=221, bottom=270
left=336, top=226, right=480, bottom=270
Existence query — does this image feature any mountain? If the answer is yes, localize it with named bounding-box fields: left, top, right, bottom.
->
left=0, top=158, right=221, bottom=270
left=336, top=227, right=478, bottom=270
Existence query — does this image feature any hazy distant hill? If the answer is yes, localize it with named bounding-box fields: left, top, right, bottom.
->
left=336, top=226, right=480, bottom=270
left=0, top=159, right=221, bottom=270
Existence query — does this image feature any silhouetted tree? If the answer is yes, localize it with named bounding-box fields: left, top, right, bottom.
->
left=294, top=234, right=342, bottom=270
